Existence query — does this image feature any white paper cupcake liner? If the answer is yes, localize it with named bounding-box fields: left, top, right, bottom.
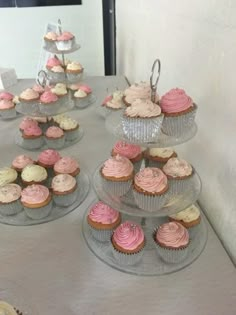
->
left=0, top=200, right=23, bottom=216
left=0, top=108, right=16, bottom=119
left=24, top=200, right=53, bottom=220
left=122, top=115, right=163, bottom=142
left=162, top=105, right=197, bottom=136
left=168, top=176, right=193, bottom=196
left=111, top=245, right=144, bottom=266
left=22, top=137, right=44, bottom=150
left=133, top=188, right=169, bottom=212
left=53, top=187, right=78, bottom=207
left=55, top=38, right=75, bottom=51
left=100, top=175, right=132, bottom=197
left=88, top=224, right=114, bottom=243
left=64, top=128, right=79, bottom=141
left=39, top=100, right=61, bottom=116
left=45, top=136, right=65, bottom=149
left=74, top=94, right=92, bottom=109
left=67, top=72, right=83, bottom=83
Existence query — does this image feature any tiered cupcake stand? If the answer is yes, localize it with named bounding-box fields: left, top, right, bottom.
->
left=82, top=60, right=208, bottom=276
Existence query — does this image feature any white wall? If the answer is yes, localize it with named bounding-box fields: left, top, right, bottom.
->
left=117, top=0, right=236, bottom=263
left=0, top=0, right=104, bottom=78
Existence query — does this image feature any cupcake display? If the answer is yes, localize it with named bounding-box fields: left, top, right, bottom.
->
left=123, top=81, right=159, bottom=106
left=144, top=147, right=177, bottom=168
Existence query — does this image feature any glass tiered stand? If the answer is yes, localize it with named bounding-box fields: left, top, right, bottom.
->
left=82, top=60, right=207, bottom=276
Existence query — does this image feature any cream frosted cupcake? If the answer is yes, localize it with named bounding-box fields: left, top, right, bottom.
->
left=144, top=147, right=177, bottom=168
left=45, top=126, right=65, bottom=149
left=51, top=174, right=78, bottom=206
left=12, top=155, right=34, bottom=173
left=53, top=156, right=80, bottom=180
left=21, top=184, right=52, bottom=219
left=133, top=167, right=169, bottom=212
left=122, top=99, right=163, bottom=142
left=162, top=157, right=193, bottom=195
left=73, top=85, right=92, bottom=108
left=32, top=84, right=45, bottom=95
left=66, top=61, right=83, bottom=82
left=87, top=201, right=121, bottom=242
left=153, top=222, right=190, bottom=263
left=111, top=141, right=143, bottom=173
left=56, top=31, right=75, bottom=51
left=123, top=81, right=159, bottom=106
left=21, top=164, right=47, bottom=186
left=0, top=301, right=19, bottom=315
left=0, top=99, right=16, bottom=119
left=37, top=149, right=61, bottom=177
left=50, top=83, right=68, bottom=105
left=0, top=184, right=23, bottom=216
left=0, top=167, right=18, bottom=187
left=160, top=88, right=197, bottom=136
left=39, top=90, right=60, bottom=115
left=59, top=118, right=79, bottom=141
left=18, top=89, right=40, bottom=114
left=21, top=125, right=44, bottom=150
left=46, top=56, right=62, bottom=71
left=44, top=31, right=58, bottom=50
left=100, top=155, right=134, bottom=196
left=111, top=221, right=145, bottom=265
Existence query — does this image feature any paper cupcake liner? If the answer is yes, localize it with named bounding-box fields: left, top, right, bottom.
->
left=24, top=200, right=53, bottom=220
left=47, top=71, right=66, bottom=84
left=111, top=245, right=144, bottom=266
left=162, top=107, right=197, bottom=136
left=89, top=224, right=114, bottom=243
left=133, top=188, right=169, bottom=212
left=67, top=72, right=83, bottom=83
left=101, top=175, right=132, bottom=197
left=53, top=187, right=78, bottom=207
left=22, top=137, right=44, bottom=150
left=122, top=115, right=163, bottom=142
left=0, top=108, right=17, bottom=119
left=64, top=128, right=79, bottom=141
left=39, top=100, right=61, bottom=116
left=45, top=136, right=65, bottom=149
left=0, top=200, right=23, bottom=216
left=144, top=159, right=165, bottom=169
left=74, top=94, right=92, bottom=109
left=168, top=176, right=193, bottom=196
left=55, top=38, right=75, bottom=51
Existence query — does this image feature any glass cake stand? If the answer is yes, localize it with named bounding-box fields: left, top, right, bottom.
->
left=0, top=170, right=90, bottom=226
left=43, top=43, right=81, bottom=55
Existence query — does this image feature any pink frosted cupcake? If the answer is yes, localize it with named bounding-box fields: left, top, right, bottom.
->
left=0, top=99, right=16, bottom=119
left=51, top=174, right=78, bottom=206
left=46, top=56, right=62, bottom=70
left=0, top=184, right=23, bottom=216
left=102, top=91, right=124, bottom=115
left=100, top=155, right=134, bottom=196
left=21, top=125, right=44, bottom=149
left=153, top=222, right=190, bottom=263
left=53, top=156, right=80, bottom=182
left=12, top=155, right=34, bottom=172
left=111, top=141, right=143, bottom=173
left=19, top=117, right=38, bottom=133
left=123, top=81, right=159, bottom=106
left=45, top=126, right=65, bottom=149
left=37, top=149, right=61, bottom=177
left=32, top=84, right=45, bottom=95
left=111, top=221, right=145, bottom=265
left=160, top=88, right=197, bottom=136
left=44, top=31, right=58, bottom=50
left=0, top=91, right=14, bottom=101
left=39, top=90, right=59, bottom=115
left=73, top=84, right=92, bottom=108
left=56, top=31, right=75, bottom=51
left=133, top=167, right=169, bottom=212
left=87, top=201, right=121, bottom=242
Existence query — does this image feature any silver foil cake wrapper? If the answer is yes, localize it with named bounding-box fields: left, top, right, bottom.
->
left=133, top=188, right=170, bottom=212
left=24, top=200, right=53, bottom=220
left=168, top=175, right=193, bottom=196
left=0, top=200, right=23, bottom=216
left=53, top=188, right=79, bottom=207
left=45, top=136, right=65, bottom=150
left=74, top=94, right=92, bottom=109
left=0, top=108, right=17, bottom=119
left=21, top=137, right=44, bottom=150
left=67, top=72, right=83, bottom=84
left=89, top=224, right=114, bottom=243
left=101, top=175, right=133, bottom=197
left=111, top=245, right=144, bottom=266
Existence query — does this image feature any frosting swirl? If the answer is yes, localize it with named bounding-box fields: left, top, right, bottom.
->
left=163, top=158, right=192, bottom=177
left=74, top=89, right=87, bottom=98
left=149, top=147, right=175, bottom=158
left=156, top=222, right=189, bottom=248
left=125, top=99, right=161, bottom=118
left=0, top=184, right=22, bottom=203
left=57, top=31, right=74, bottom=41
left=40, top=91, right=58, bottom=104
left=20, top=88, right=39, bottom=101
left=112, top=141, right=141, bottom=159
left=88, top=201, right=120, bottom=224
left=79, top=84, right=92, bottom=94
left=51, top=174, right=76, bottom=192
left=169, top=205, right=200, bottom=223
left=44, top=31, right=57, bottom=41
left=23, top=125, right=42, bottom=137
left=51, top=83, right=67, bottom=96
left=19, top=117, right=38, bottom=131
left=54, top=157, right=79, bottom=174
left=160, top=88, right=193, bottom=114
left=124, top=82, right=151, bottom=98
left=51, top=65, right=64, bottom=73
left=0, top=100, right=15, bottom=109
left=134, top=167, right=168, bottom=193
left=59, top=118, right=78, bottom=130
left=66, top=62, right=82, bottom=71
left=12, top=155, right=34, bottom=170
left=113, top=221, right=144, bottom=250
left=32, top=84, right=45, bottom=94
left=21, top=165, right=47, bottom=182
left=0, top=92, right=14, bottom=101
left=0, top=167, right=18, bottom=186
left=102, top=155, right=133, bottom=178
left=46, top=57, right=61, bottom=68
left=21, top=184, right=49, bottom=204
left=45, top=126, right=64, bottom=138
left=38, top=149, right=61, bottom=166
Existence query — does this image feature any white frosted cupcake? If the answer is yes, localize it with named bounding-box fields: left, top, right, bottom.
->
left=122, top=99, right=163, bottom=142
left=73, top=84, right=92, bottom=108
left=21, top=164, right=48, bottom=186
left=0, top=184, right=23, bottom=215
left=56, top=31, right=75, bottom=51
left=50, top=83, right=68, bottom=105
left=45, top=126, right=65, bottom=149
left=0, top=167, right=18, bottom=187
left=102, top=90, right=124, bottom=115
left=144, top=147, right=177, bottom=168
left=123, top=81, right=159, bottom=106
left=66, top=62, right=83, bottom=82
left=51, top=174, right=78, bottom=206
left=12, top=155, right=35, bottom=173
left=59, top=118, right=79, bottom=141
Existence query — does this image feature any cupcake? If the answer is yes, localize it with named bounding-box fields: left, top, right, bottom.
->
left=51, top=174, right=78, bottom=206
left=123, top=81, right=159, bottom=106
left=0, top=91, right=14, bottom=101
left=102, top=90, right=124, bottom=114
left=0, top=167, right=18, bottom=187
left=46, top=56, right=62, bottom=70
left=67, top=83, right=81, bottom=92
left=0, top=184, right=23, bottom=216
left=59, top=118, right=79, bottom=141
left=56, top=31, right=75, bottom=51
left=18, top=89, right=40, bottom=114
left=111, top=221, right=145, bottom=265
left=169, top=204, right=201, bottom=237
left=32, top=116, right=49, bottom=133
left=144, top=147, right=177, bottom=168
left=53, top=156, right=80, bottom=179
left=66, top=62, right=83, bottom=82
left=111, top=141, right=143, bottom=173
left=19, top=117, right=38, bottom=133
left=160, top=88, right=197, bottom=136
left=50, top=83, right=68, bottom=105
left=0, top=99, right=16, bottom=119
left=47, top=65, right=65, bottom=83
left=44, top=31, right=58, bottom=50
left=73, top=84, right=92, bottom=108
left=122, top=99, right=163, bottom=142
left=133, top=167, right=169, bottom=212
left=21, top=184, right=52, bottom=219
left=153, top=222, right=190, bottom=263
left=100, top=155, right=134, bottom=196
left=0, top=301, right=19, bottom=315
left=45, top=126, right=65, bottom=149
left=21, top=125, right=44, bottom=149
left=162, top=157, right=193, bottom=195
left=52, top=113, right=68, bottom=126
left=21, top=164, right=47, bottom=186
left=39, top=90, right=60, bottom=115
left=37, top=149, right=61, bottom=177
left=12, top=155, right=34, bottom=173
left=32, top=84, right=45, bottom=95
left=87, top=201, right=121, bottom=242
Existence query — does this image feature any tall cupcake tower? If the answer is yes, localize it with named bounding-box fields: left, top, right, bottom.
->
left=82, top=59, right=207, bottom=276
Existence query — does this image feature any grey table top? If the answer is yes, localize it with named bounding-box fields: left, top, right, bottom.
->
left=0, top=76, right=235, bottom=315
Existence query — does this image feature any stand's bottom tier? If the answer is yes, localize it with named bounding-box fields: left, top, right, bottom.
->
left=82, top=206, right=208, bottom=276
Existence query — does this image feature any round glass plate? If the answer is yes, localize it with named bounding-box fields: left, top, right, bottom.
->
left=93, top=164, right=202, bottom=217
left=74, top=94, right=97, bottom=110
left=0, top=279, right=36, bottom=314
left=15, top=127, right=84, bottom=151
left=43, top=43, right=81, bottom=54
left=105, top=110, right=197, bottom=147
left=46, top=70, right=84, bottom=85
left=82, top=203, right=208, bottom=276
left=0, top=170, right=90, bottom=226
left=0, top=111, right=21, bottom=121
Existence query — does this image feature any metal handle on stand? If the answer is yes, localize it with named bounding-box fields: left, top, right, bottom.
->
left=150, top=59, right=161, bottom=103
left=37, top=70, right=49, bottom=87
